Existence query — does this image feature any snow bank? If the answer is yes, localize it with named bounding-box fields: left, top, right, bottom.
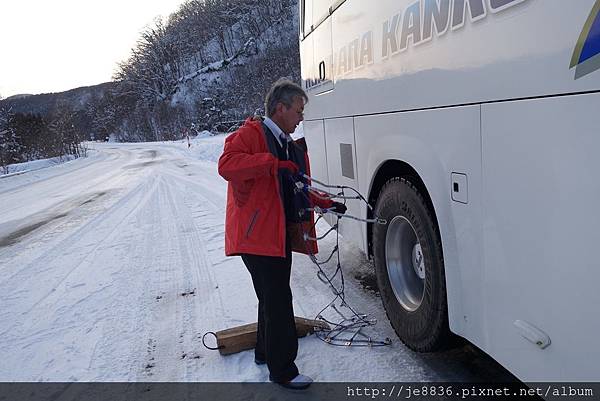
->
left=176, top=132, right=228, bottom=163
left=1, top=154, right=79, bottom=177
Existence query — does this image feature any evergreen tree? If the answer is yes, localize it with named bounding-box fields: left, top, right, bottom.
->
left=0, top=108, right=22, bottom=174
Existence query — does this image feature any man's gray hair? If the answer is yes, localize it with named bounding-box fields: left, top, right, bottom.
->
left=264, top=78, right=308, bottom=117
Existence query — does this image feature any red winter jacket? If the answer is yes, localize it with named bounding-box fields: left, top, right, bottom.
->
left=218, top=118, right=332, bottom=258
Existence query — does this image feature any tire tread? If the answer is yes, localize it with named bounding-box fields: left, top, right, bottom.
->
left=374, top=177, right=451, bottom=352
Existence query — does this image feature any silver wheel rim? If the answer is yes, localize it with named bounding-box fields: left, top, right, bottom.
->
left=385, top=216, right=425, bottom=312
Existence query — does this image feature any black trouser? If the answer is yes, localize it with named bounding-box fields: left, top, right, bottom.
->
left=241, top=247, right=299, bottom=382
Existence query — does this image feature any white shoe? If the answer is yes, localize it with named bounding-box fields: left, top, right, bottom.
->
left=275, top=374, right=313, bottom=390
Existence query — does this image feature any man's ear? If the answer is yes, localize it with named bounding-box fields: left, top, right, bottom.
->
left=275, top=102, right=286, bottom=115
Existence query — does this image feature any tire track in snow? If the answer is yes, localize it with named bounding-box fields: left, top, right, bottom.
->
left=131, top=175, right=192, bottom=381
left=163, top=173, right=223, bottom=380
left=0, top=174, right=161, bottom=348
left=126, top=165, right=226, bottom=380
left=2, top=143, right=256, bottom=381
left=82, top=174, right=168, bottom=381
left=164, top=165, right=265, bottom=380
left=0, top=179, right=161, bottom=380
left=0, top=148, right=130, bottom=216
left=0, top=148, right=144, bottom=268
left=0, top=166, right=152, bottom=283
left=88, top=174, right=169, bottom=380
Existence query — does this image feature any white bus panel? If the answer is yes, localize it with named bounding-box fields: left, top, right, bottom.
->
left=300, top=0, right=600, bottom=381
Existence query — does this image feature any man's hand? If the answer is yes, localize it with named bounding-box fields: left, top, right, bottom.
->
left=330, top=201, right=347, bottom=214
left=278, top=160, right=299, bottom=175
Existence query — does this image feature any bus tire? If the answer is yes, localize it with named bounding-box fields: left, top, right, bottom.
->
left=373, top=178, right=450, bottom=352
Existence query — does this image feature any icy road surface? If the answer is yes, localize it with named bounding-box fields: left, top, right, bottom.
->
left=0, top=139, right=514, bottom=382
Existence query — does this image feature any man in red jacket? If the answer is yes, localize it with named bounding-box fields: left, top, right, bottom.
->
left=218, top=79, right=345, bottom=389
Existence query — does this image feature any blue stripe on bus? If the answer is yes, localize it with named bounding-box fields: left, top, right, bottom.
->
left=580, top=5, right=600, bottom=64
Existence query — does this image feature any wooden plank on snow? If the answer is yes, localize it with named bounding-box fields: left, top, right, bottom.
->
left=215, top=317, right=330, bottom=355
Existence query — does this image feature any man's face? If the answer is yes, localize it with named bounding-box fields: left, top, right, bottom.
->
left=277, top=96, right=305, bottom=134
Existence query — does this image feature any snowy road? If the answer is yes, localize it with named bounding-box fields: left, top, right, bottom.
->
left=0, top=139, right=514, bottom=382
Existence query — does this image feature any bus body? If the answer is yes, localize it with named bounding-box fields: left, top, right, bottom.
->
left=299, top=0, right=600, bottom=381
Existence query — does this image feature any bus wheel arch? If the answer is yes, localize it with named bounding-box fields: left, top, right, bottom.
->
left=367, top=160, right=437, bottom=257
left=368, top=161, right=452, bottom=351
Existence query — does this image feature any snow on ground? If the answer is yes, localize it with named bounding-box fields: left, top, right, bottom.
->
left=0, top=135, right=513, bottom=382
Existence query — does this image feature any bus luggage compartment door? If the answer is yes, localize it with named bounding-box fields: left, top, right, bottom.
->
left=481, top=92, right=600, bottom=381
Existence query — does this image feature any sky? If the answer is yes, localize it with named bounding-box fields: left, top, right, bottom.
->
left=0, top=0, right=184, bottom=98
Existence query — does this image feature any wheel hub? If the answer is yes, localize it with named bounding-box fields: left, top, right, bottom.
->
left=412, top=243, right=425, bottom=279
left=385, top=216, right=425, bottom=312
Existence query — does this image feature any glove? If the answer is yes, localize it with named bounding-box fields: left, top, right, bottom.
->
left=278, top=160, right=299, bottom=175
left=330, top=201, right=347, bottom=214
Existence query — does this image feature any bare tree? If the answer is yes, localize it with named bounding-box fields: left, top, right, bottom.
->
left=114, top=18, right=184, bottom=106
left=49, top=104, right=84, bottom=159
left=110, top=0, right=300, bottom=141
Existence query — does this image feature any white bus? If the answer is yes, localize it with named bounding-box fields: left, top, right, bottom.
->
left=299, top=0, right=600, bottom=381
